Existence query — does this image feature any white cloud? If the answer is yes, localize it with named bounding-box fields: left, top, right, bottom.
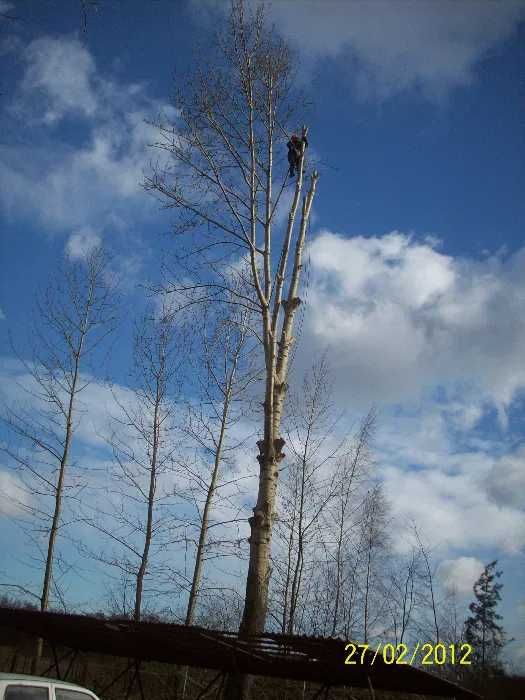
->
left=353, top=405, right=523, bottom=560
left=72, top=379, right=141, bottom=450
left=485, top=447, right=525, bottom=510
left=446, top=400, right=485, bottom=432
left=0, top=357, right=115, bottom=452
left=265, top=0, right=525, bottom=100
left=370, top=395, right=525, bottom=556
left=65, top=227, right=101, bottom=260
left=0, top=470, right=31, bottom=517
left=303, top=231, right=525, bottom=417
left=0, top=35, right=177, bottom=235
left=112, top=251, right=145, bottom=292
left=438, top=556, right=484, bottom=595
left=383, top=460, right=525, bottom=555
left=14, top=37, right=97, bottom=124
left=296, top=230, right=525, bottom=559
left=193, top=0, right=525, bottom=99
left=376, top=402, right=490, bottom=474
left=0, top=357, right=178, bottom=470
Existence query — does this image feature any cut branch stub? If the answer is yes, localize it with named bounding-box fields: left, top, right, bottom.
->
left=274, top=437, right=285, bottom=452
left=282, top=297, right=302, bottom=312
left=248, top=510, right=265, bottom=529
left=273, top=437, right=285, bottom=462
left=277, top=336, right=294, bottom=351
left=247, top=509, right=270, bottom=545
left=255, top=437, right=286, bottom=464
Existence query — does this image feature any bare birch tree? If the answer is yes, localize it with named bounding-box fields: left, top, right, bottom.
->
left=329, top=412, right=377, bottom=639
left=303, top=410, right=377, bottom=639
left=144, top=3, right=319, bottom=694
left=357, top=483, right=390, bottom=644
left=272, top=357, right=344, bottom=635
left=385, top=548, right=419, bottom=646
left=0, top=246, right=116, bottom=666
left=176, top=286, right=261, bottom=698
left=183, top=302, right=258, bottom=627
left=80, top=304, right=183, bottom=622
left=270, top=403, right=378, bottom=640
left=413, top=524, right=441, bottom=644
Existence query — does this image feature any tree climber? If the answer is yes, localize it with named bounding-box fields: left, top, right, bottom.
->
left=287, top=133, right=308, bottom=177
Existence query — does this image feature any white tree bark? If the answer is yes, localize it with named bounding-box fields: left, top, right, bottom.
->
left=145, top=4, right=320, bottom=695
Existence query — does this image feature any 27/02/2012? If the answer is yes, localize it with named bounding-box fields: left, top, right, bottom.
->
left=343, top=642, right=473, bottom=666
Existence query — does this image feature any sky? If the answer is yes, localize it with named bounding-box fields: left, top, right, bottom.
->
left=0, top=0, right=524, bottom=671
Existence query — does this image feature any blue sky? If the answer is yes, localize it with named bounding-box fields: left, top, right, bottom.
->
left=1, top=0, right=524, bottom=670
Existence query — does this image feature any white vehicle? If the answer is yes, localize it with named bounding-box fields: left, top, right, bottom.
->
left=0, top=674, right=101, bottom=700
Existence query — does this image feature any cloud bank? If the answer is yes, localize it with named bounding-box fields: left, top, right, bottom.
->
left=194, top=0, right=525, bottom=100
left=439, top=556, right=485, bottom=595
left=0, top=35, right=176, bottom=237
left=304, top=231, right=525, bottom=415
left=294, top=230, right=525, bottom=555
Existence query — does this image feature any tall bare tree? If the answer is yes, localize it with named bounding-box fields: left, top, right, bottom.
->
left=329, top=412, right=377, bottom=638
left=272, top=357, right=345, bottom=635
left=145, top=3, right=319, bottom=693
left=80, top=304, right=183, bottom=622
left=183, top=302, right=258, bottom=628
left=177, top=301, right=259, bottom=697
left=413, top=524, right=440, bottom=645
left=355, top=483, right=390, bottom=644
left=0, top=246, right=116, bottom=666
left=301, top=409, right=377, bottom=639
left=385, top=547, right=419, bottom=646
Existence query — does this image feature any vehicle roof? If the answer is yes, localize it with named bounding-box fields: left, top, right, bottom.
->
left=0, top=673, right=86, bottom=688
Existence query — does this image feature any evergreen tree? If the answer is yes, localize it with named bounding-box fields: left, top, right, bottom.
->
left=464, top=560, right=505, bottom=672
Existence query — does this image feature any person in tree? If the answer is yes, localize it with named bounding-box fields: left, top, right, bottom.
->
left=287, top=133, right=308, bottom=177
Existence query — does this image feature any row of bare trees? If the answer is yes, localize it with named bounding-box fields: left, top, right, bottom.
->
left=0, top=2, right=472, bottom=698
left=0, top=247, right=249, bottom=625
left=0, top=242, right=468, bottom=692
left=267, top=359, right=461, bottom=658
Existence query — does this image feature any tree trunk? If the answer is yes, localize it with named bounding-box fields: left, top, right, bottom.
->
left=32, top=328, right=86, bottom=674
left=364, top=539, right=372, bottom=645
left=179, top=394, right=230, bottom=700
left=241, top=172, right=317, bottom=637
left=185, top=372, right=235, bottom=626
left=225, top=147, right=317, bottom=699
left=134, top=394, right=160, bottom=622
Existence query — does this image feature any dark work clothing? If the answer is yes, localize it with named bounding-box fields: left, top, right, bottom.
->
left=287, top=135, right=308, bottom=177
left=287, top=141, right=299, bottom=177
